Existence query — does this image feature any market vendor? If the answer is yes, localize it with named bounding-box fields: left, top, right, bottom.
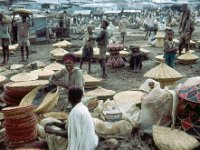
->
left=49, top=53, right=84, bottom=111
left=129, top=45, right=145, bottom=73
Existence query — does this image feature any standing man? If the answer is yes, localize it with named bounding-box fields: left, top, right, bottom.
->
left=118, top=15, right=129, bottom=46
left=178, top=4, right=195, bottom=55
left=17, top=14, right=33, bottom=61
left=0, top=13, right=11, bottom=65
left=95, top=20, right=109, bottom=78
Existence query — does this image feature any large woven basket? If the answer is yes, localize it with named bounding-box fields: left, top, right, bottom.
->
left=113, top=90, right=145, bottom=112
left=178, top=52, right=199, bottom=64
left=20, top=86, right=59, bottom=114
left=153, top=125, right=200, bottom=150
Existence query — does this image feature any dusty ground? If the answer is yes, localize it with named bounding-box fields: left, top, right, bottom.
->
left=1, top=25, right=200, bottom=149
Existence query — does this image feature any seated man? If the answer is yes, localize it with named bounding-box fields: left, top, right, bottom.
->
left=129, top=45, right=145, bottom=73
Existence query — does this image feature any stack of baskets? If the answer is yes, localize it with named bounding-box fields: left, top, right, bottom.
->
left=2, top=81, right=49, bottom=106
left=2, top=105, right=37, bottom=148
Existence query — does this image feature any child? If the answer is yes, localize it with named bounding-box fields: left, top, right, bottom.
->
left=80, top=25, right=95, bottom=73
left=17, top=14, right=34, bottom=61
left=129, top=45, right=145, bottom=73
left=164, top=29, right=177, bottom=68
left=95, top=20, right=109, bottom=78
left=0, top=13, right=10, bottom=65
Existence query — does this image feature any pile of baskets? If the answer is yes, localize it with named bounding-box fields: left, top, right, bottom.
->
left=2, top=105, right=37, bottom=148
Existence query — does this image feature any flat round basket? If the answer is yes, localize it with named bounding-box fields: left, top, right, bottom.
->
left=86, top=86, right=116, bottom=100
left=20, top=86, right=59, bottom=114
left=12, top=9, right=33, bottom=15
left=31, top=69, right=54, bottom=80
left=44, top=62, right=65, bottom=71
left=43, top=112, right=68, bottom=120
left=113, top=91, right=145, bottom=112
left=153, top=125, right=200, bottom=150
left=10, top=72, right=38, bottom=82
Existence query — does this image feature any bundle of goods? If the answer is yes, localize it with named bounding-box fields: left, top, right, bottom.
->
left=86, top=86, right=116, bottom=100
left=52, top=40, right=72, bottom=48
left=44, top=61, right=65, bottom=71
left=50, top=47, right=68, bottom=60
left=153, top=125, right=199, bottom=150
left=31, top=69, right=54, bottom=80
left=177, top=52, right=199, bottom=64
left=10, top=71, right=38, bottom=82
left=2, top=105, right=37, bottom=148
left=106, top=55, right=125, bottom=68
left=107, top=43, right=124, bottom=54
left=144, top=61, right=184, bottom=88
left=177, top=86, right=200, bottom=139
left=20, top=84, right=58, bottom=114
left=113, top=91, right=145, bottom=112
left=83, top=73, right=102, bottom=89
left=2, top=81, right=49, bottom=106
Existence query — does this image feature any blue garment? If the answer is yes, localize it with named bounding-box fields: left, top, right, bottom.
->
left=164, top=53, right=176, bottom=68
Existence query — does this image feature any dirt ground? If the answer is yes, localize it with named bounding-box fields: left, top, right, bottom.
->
left=1, top=25, right=200, bottom=149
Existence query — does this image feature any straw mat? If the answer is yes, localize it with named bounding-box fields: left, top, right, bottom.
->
left=43, top=112, right=68, bottom=120
left=20, top=86, right=59, bottom=114
left=114, top=91, right=145, bottom=112
left=86, top=86, right=116, bottom=100
left=153, top=125, right=200, bottom=150
left=144, top=62, right=184, bottom=80
left=31, top=69, right=54, bottom=79
left=10, top=72, right=38, bottom=82
left=44, top=62, right=65, bottom=71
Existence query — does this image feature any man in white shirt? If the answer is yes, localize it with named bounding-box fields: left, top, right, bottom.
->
left=118, top=15, right=129, bottom=46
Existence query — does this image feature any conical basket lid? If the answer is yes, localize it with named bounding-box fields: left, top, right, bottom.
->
left=10, top=64, right=24, bottom=70
left=0, top=75, right=6, bottom=84
left=53, top=51, right=68, bottom=57
left=31, top=69, right=54, bottom=78
left=86, top=86, right=116, bottom=97
left=178, top=52, right=199, bottom=61
left=153, top=125, right=199, bottom=150
left=44, top=62, right=65, bottom=71
left=60, top=40, right=72, bottom=46
left=144, top=62, right=184, bottom=80
left=10, top=72, right=38, bottom=82
left=83, top=73, right=102, bottom=83
left=113, top=91, right=145, bottom=112
left=155, top=32, right=165, bottom=38
left=50, top=47, right=66, bottom=55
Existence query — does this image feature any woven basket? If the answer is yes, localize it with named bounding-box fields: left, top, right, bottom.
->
left=178, top=52, right=199, bottom=65
left=20, top=86, right=59, bottom=114
left=12, top=9, right=33, bottom=15
left=10, top=72, right=38, bottom=82
left=31, top=69, right=54, bottom=80
left=5, top=80, right=49, bottom=91
left=113, top=91, right=145, bottom=112
left=86, top=86, right=116, bottom=100
left=153, top=125, right=200, bottom=150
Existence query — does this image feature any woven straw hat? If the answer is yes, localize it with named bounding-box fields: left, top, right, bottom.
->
left=113, top=91, right=145, bottom=112
left=43, top=112, right=68, bottom=120
left=10, top=71, right=38, bottom=82
left=31, top=69, right=54, bottom=79
left=153, top=125, right=200, bottom=150
left=0, top=75, right=6, bottom=84
left=178, top=52, right=198, bottom=64
left=20, top=86, right=59, bottom=114
left=86, top=86, right=116, bottom=100
left=144, top=61, right=184, bottom=80
left=44, top=62, right=65, bottom=71
left=155, top=32, right=165, bottom=38
left=10, top=64, right=24, bottom=70
left=28, top=61, right=46, bottom=68
left=5, top=80, right=49, bottom=91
